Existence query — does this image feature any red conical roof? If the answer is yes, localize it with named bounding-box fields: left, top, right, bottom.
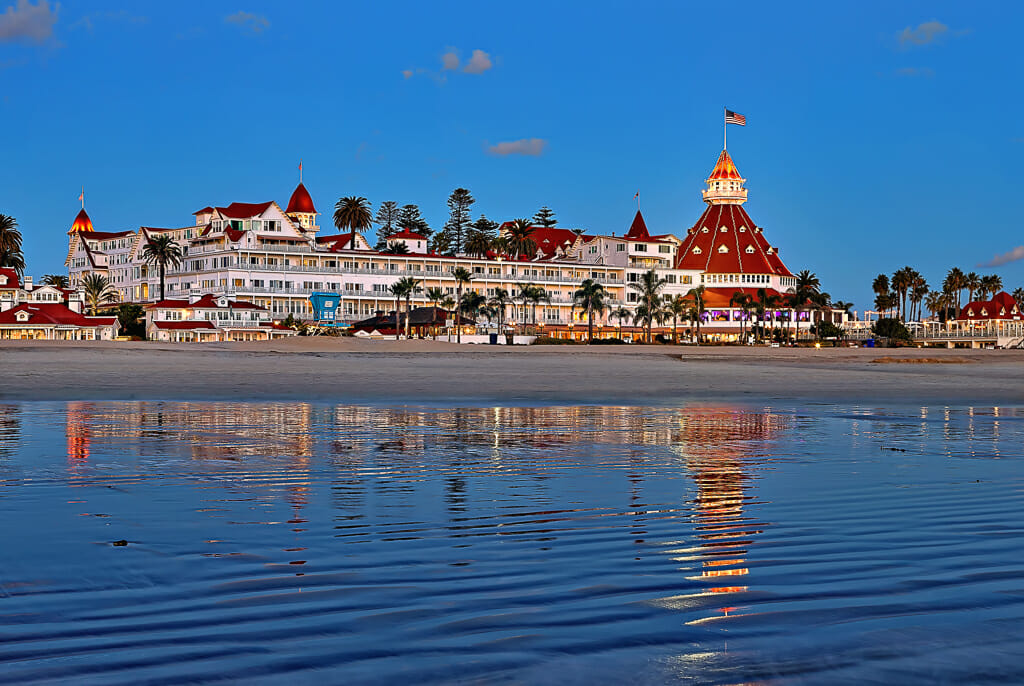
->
left=625, top=210, right=650, bottom=239
left=286, top=182, right=317, bottom=214
left=675, top=204, right=792, bottom=277
left=69, top=208, right=93, bottom=234
left=707, top=150, right=743, bottom=181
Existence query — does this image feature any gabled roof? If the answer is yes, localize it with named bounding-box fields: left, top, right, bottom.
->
left=675, top=203, right=793, bottom=277
left=83, top=230, right=136, bottom=241
left=147, top=295, right=265, bottom=311
left=388, top=229, right=428, bottom=241
left=285, top=182, right=317, bottom=215
left=0, top=268, right=21, bottom=290
left=215, top=201, right=274, bottom=219
left=0, top=303, right=116, bottom=327
left=959, top=291, right=1021, bottom=321
left=192, top=206, right=215, bottom=215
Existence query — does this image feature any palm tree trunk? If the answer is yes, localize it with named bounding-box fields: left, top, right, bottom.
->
left=587, top=305, right=594, bottom=343
left=456, top=286, right=462, bottom=344
left=159, top=262, right=166, bottom=301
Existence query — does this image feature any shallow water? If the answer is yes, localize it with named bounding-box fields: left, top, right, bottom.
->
left=1, top=401, right=1023, bottom=684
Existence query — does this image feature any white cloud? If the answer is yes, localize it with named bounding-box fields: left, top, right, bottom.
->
left=225, top=11, right=269, bottom=34
left=440, top=48, right=459, bottom=71
left=487, top=138, right=547, bottom=157
left=980, top=246, right=1024, bottom=268
left=0, top=0, right=58, bottom=44
left=463, top=49, right=492, bottom=74
left=402, top=69, right=413, bottom=79
left=899, top=20, right=948, bottom=46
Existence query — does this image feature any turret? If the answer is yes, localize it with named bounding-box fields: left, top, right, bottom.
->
left=701, top=150, right=748, bottom=205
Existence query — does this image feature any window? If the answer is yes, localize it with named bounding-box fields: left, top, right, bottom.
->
left=692, top=247, right=702, bottom=255
left=701, top=227, right=709, bottom=233
left=745, top=245, right=755, bottom=254
left=718, top=245, right=729, bottom=253
left=616, top=244, right=625, bottom=252
left=634, top=244, right=647, bottom=252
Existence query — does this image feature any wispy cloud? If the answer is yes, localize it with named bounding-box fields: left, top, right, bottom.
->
left=899, top=20, right=948, bottom=47
left=980, top=246, right=1024, bottom=268
left=225, top=11, right=269, bottom=34
left=70, top=10, right=148, bottom=34
left=895, top=66, right=935, bottom=78
left=463, top=49, right=492, bottom=74
left=405, top=46, right=495, bottom=82
left=0, top=0, right=58, bottom=44
left=486, top=138, right=547, bottom=157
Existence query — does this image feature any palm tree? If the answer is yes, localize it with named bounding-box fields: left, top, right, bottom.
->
left=889, top=267, right=914, bottom=321
left=465, top=231, right=492, bottom=258
left=686, top=285, right=707, bottom=344
left=452, top=267, right=472, bottom=343
left=516, top=283, right=536, bottom=332
left=572, top=279, right=607, bottom=343
left=506, top=219, right=537, bottom=259
left=394, top=276, right=422, bottom=338
left=792, top=270, right=821, bottom=341
left=965, top=272, right=982, bottom=303
left=763, top=292, right=782, bottom=342
left=460, top=291, right=486, bottom=330
left=729, top=291, right=753, bottom=343
left=42, top=274, right=70, bottom=288
left=333, top=196, right=374, bottom=251
left=833, top=300, right=854, bottom=319
left=981, top=274, right=1003, bottom=300
left=609, top=305, right=631, bottom=339
left=809, top=291, right=831, bottom=340
left=628, top=269, right=668, bottom=342
left=488, top=287, right=512, bottom=339
left=925, top=290, right=946, bottom=321
left=526, top=285, right=551, bottom=328
left=388, top=280, right=410, bottom=337
left=872, top=274, right=890, bottom=301
left=1013, top=287, right=1024, bottom=311
left=909, top=277, right=929, bottom=322
left=667, top=294, right=688, bottom=344
left=81, top=273, right=117, bottom=314
left=440, top=296, right=456, bottom=341
left=0, top=214, right=25, bottom=275
left=944, top=267, right=966, bottom=312
left=424, top=286, right=445, bottom=339
left=141, top=233, right=183, bottom=301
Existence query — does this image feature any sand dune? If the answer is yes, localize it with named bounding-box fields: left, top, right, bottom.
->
left=0, top=338, right=1020, bottom=406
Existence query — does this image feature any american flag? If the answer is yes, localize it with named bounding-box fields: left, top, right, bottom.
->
left=725, top=109, right=746, bottom=126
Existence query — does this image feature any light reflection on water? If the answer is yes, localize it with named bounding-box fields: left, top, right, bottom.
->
left=0, top=402, right=1023, bottom=684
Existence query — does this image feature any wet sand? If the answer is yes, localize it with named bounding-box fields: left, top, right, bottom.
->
left=1, top=338, right=1020, bottom=406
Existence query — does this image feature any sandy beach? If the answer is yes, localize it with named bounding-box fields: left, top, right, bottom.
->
left=1, top=339, right=1021, bottom=406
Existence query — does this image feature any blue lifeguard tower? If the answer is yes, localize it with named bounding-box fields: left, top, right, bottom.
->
left=308, top=292, right=349, bottom=331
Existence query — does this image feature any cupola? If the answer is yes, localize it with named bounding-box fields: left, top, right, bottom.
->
left=69, top=208, right=93, bottom=234
left=701, top=150, right=748, bottom=205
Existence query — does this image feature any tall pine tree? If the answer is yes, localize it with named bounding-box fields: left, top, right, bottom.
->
left=397, top=204, right=432, bottom=238
left=444, top=188, right=475, bottom=253
left=532, top=206, right=557, bottom=227
left=375, top=201, right=400, bottom=239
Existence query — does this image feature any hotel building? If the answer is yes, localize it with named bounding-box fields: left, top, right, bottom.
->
left=65, top=150, right=824, bottom=339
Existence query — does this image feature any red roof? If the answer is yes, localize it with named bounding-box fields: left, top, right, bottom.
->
left=505, top=226, right=583, bottom=259
left=699, top=287, right=785, bottom=308
left=624, top=210, right=650, bottom=239
left=959, top=292, right=1021, bottom=321
left=285, top=183, right=317, bottom=215
left=0, top=268, right=21, bottom=290
left=225, top=229, right=245, bottom=242
left=260, top=322, right=295, bottom=331
left=69, top=208, right=93, bottom=234
left=707, top=150, right=743, bottom=181
left=83, top=230, right=135, bottom=241
left=216, top=202, right=274, bottom=219
left=389, top=229, right=427, bottom=241
left=0, top=303, right=116, bottom=327
left=192, top=206, right=214, bottom=215
left=147, top=295, right=264, bottom=311
left=675, top=204, right=793, bottom=277
left=152, top=321, right=219, bottom=330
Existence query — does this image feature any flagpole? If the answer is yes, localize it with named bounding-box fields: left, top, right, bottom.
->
left=723, top=107, right=727, bottom=150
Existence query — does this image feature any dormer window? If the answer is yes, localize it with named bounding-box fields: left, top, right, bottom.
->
left=16, top=311, right=29, bottom=322
left=718, top=245, right=729, bottom=253
left=0, top=276, right=6, bottom=285
left=701, top=227, right=709, bottom=233
left=739, top=227, right=746, bottom=232
left=745, top=245, right=755, bottom=254
left=719, top=227, right=728, bottom=232
left=766, top=247, right=774, bottom=254
left=692, top=247, right=702, bottom=255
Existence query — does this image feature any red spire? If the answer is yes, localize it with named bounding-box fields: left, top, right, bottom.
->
left=69, top=208, right=93, bottom=234
left=286, top=182, right=317, bottom=214
left=625, top=210, right=650, bottom=239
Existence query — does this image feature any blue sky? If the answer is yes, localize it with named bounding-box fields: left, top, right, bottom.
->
left=1, top=1, right=1021, bottom=309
